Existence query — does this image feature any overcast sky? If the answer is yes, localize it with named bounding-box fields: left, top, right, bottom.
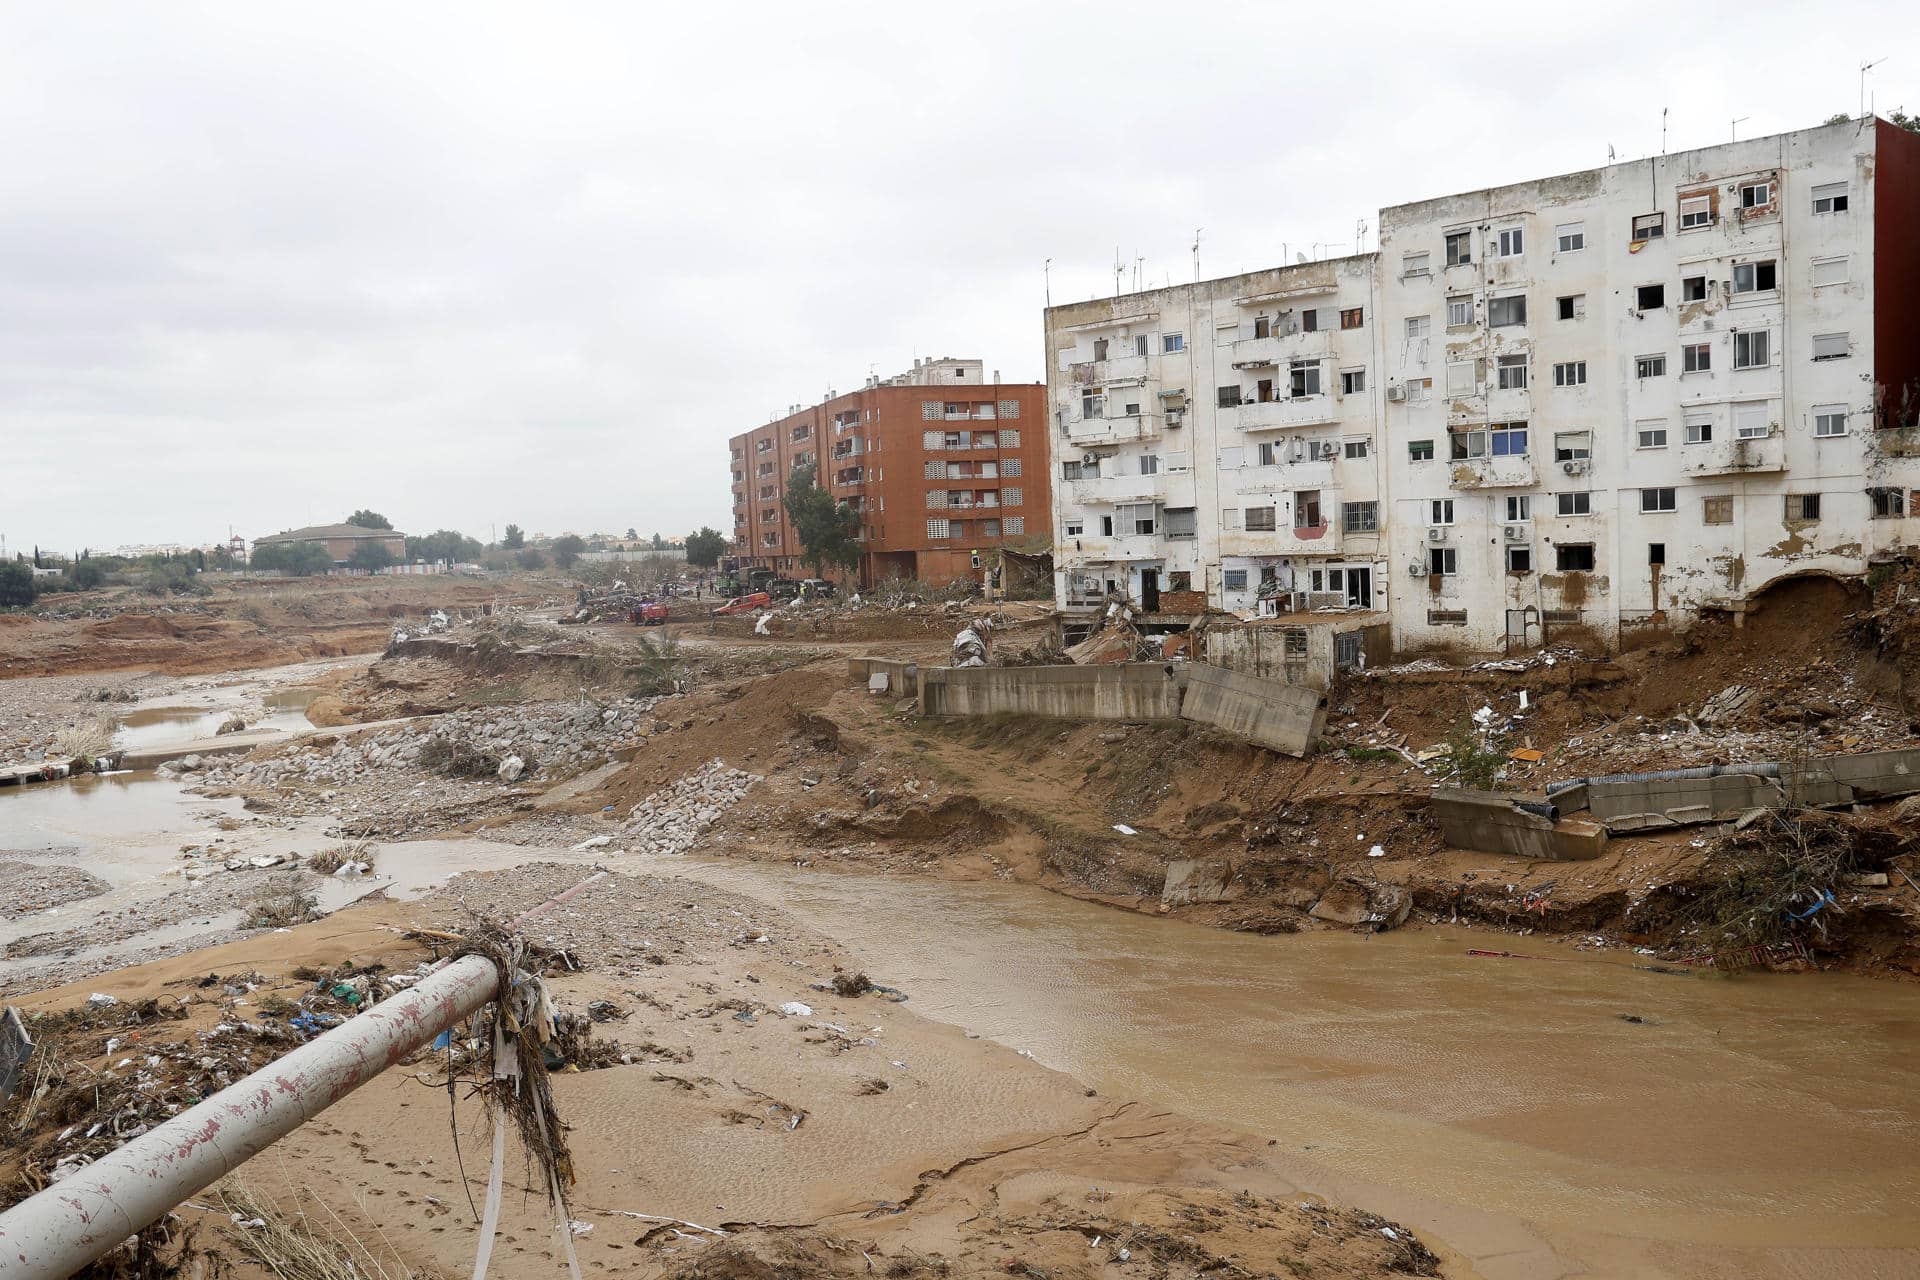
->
left=4, top=1, right=1916, bottom=553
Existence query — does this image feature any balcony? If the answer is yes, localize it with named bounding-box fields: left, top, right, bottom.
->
left=1232, top=458, right=1337, bottom=491
left=1069, top=473, right=1167, bottom=505
left=1449, top=454, right=1537, bottom=489
left=1220, top=524, right=1344, bottom=558
left=1233, top=397, right=1337, bottom=432
left=1063, top=413, right=1156, bottom=447
left=1231, top=335, right=1284, bottom=367
left=1682, top=432, right=1787, bottom=476
left=1066, top=534, right=1164, bottom=564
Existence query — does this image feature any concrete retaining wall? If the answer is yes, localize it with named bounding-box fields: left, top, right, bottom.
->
left=1431, top=788, right=1608, bottom=861
left=1178, top=663, right=1326, bottom=757
left=1585, top=772, right=1786, bottom=832
left=918, top=664, right=1183, bottom=721
left=847, top=657, right=919, bottom=697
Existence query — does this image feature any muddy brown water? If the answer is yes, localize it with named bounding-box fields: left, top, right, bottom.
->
left=670, top=860, right=1920, bottom=1280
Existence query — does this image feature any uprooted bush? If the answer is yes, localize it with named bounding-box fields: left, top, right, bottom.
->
left=416, top=732, right=538, bottom=779
left=242, top=883, right=321, bottom=929
left=307, top=842, right=375, bottom=875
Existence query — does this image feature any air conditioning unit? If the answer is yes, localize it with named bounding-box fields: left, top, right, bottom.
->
left=1561, top=460, right=1588, bottom=476
left=1408, top=560, right=1427, bottom=578
left=1503, top=524, right=1527, bottom=542
left=1386, top=383, right=1407, bottom=403
left=1427, top=526, right=1449, bottom=543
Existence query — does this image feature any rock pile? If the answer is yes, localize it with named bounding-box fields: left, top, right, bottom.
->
left=622, top=759, right=763, bottom=856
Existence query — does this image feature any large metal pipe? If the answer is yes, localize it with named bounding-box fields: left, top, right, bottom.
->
left=0, top=954, right=500, bottom=1280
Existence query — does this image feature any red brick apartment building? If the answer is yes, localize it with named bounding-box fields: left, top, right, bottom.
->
left=727, top=357, right=1048, bottom=588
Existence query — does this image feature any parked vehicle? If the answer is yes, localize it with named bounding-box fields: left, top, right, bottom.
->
left=711, top=591, right=771, bottom=616
left=631, top=600, right=670, bottom=626
left=798, top=578, right=836, bottom=598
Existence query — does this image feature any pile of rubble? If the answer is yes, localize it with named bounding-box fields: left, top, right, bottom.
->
left=619, top=759, right=763, bottom=856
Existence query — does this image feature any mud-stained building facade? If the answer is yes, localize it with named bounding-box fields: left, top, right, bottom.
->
left=729, top=358, right=1048, bottom=589
left=1047, top=118, right=1920, bottom=653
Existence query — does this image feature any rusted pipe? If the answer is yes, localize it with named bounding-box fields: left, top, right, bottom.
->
left=0, top=954, right=500, bottom=1280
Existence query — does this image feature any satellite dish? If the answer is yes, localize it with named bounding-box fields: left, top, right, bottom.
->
left=1295, top=251, right=1309, bottom=265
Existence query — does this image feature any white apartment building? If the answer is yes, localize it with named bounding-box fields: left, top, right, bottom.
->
left=1049, top=118, right=1920, bottom=655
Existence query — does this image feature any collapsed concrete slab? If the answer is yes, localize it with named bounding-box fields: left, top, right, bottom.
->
left=1546, top=749, right=1920, bottom=833
left=1431, top=787, right=1609, bottom=861
left=1178, top=662, right=1326, bottom=758
left=847, top=657, right=920, bottom=697
left=1161, top=859, right=1236, bottom=906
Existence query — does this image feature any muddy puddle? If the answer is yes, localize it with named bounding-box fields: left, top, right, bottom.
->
left=112, top=687, right=318, bottom=752
left=665, top=859, right=1920, bottom=1279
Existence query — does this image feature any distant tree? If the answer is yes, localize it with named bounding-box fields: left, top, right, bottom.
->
left=551, top=533, right=587, bottom=568
left=1892, top=109, right=1920, bottom=134
left=252, top=541, right=335, bottom=577
left=0, top=561, right=36, bottom=607
left=783, top=463, right=861, bottom=577
left=626, top=527, right=638, bottom=541
left=650, top=531, right=665, bottom=550
left=502, top=523, right=525, bottom=549
left=1826, top=112, right=1856, bottom=126
left=685, top=526, right=727, bottom=568
left=69, top=560, right=106, bottom=590
left=405, top=530, right=484, bottom=564
left=515, top=547, right=547, bottom=571
left=347, top=510, right=393, bottom=530
left=349, top=541, right=395, bottom=573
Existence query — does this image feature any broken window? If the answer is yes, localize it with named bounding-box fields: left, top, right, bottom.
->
left=1169, top=571, right=1192, bottom=590
left=1732, top=260, right=1777, bottom=294
left=1082, top=390, right=1106, bottom=418
left=1556, top=492, right=1592, bottom=516
left=1812, top=332, right=1850, bottom=361
left=1447, top=295, right=1473, bottom=327
left=1556, top=543, right=1596, bottom=571
left=1870, top=487, right=1906, bottom=518
left=1640, top=487, right=1676, bottom=512
left=1636, top=354, right=1667, bottom=379
left=1446, top=359, right=1478, bottom=396
left=1632, top=212, right=1665, bottom=242
left=1449, top=428, right=1486, bottom=460
left=1342, top=501, right=1378, bottom=532
left=1553, top=431, right=1591, bottom=462
left=1682, top=274, right=1707, bottom=301
left=1445, top=230, right=1472, bottom=266
left=1496, top=354, right=1527, bottom=390
left=1812, top=182, right=1849, bottom=215
left=1507, top=546, right=1532, bottom=573
left=1294, top=490, right=1323, bottom=529
left=1733, top=330, right=1770, bottom=369
left=1488, top=294, right=1527, bottom=327
left=1340, top=307, right=1364, bottom=329
left=1253, top=315, right=1271, bottom=339
left=1290, top=360, right=1322, bottom=398
left=1216, top=385, right=1242, bottom=408
left=1553, top=361, right=1586, bottom=386
left=1429, top=547, right=1458, bottom=575
left=1557, top=294, right=1584, bottom=320
left=1256, top=377, right=1276, bottom=403
left=1409, top=439, right=1434, bottom=461
left=1683, top=342, right=1711, bottom=373
left=1637, top=283, right=1665, bottom=311
left=1341, top=368, right=1366, bottom=395
left=1702, top=496, right=1733, bottom=525
left=1649, top=542, right=1667, bottom=565
left=1785, top=493, right=1821, bottom=522
left=1814, top=404, right=1848, bottom=437
left=1244, top=506, right=1277, bottom=532
left=1256, top=440, right=1279, bottom=466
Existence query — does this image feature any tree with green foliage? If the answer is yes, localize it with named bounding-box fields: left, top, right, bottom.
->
left=626, top=527, right=638, bottom=541
left=406, top=529, right=484, bottom=564
left=349, top=541, right=395, bottom=573
left=650, top=532, right=665, bottom=550
left=515, top=547, right=547, bottom=570
left=685, top=526, right=726, bottom=568
left=502, top=524, right=525, bottom=549
left=551, top=534, right=587, bottom=568
left=251, top=541, right=336, bottom=577
left=347, top=510, right=393, bottom=530
left=0, top=561, right=37, bottom=607
left=783, top=463, right=861, bottom=577
left=69, top=560, right=106, bottom=590
left=1827, top=109, right=1918, bottom=132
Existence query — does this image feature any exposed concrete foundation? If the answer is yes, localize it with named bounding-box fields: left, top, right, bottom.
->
left=1432, top=788, right=1609, bottom=861
left=847, top=657, right=920, bottom=697
left=1555, top=749, right=1920, bottom=833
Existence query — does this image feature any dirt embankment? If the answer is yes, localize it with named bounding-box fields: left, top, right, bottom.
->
left=2, top=867, right=1446, bottom=1280
left=0, top=575, right=536, bottom=679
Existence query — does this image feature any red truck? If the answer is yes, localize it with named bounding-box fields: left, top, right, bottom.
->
left=711, top=591, right=771, bottom=616
left=630, top=600, right=671, bottom=626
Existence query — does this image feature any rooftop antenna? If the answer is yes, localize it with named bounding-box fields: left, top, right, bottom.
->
left=1861, top=57, right=1887, bottom=118
left=1607, top=142, right=1616, bottom=161
left=1043, top=257, right=1051, bottom=308
left=1354, top=218, right=1369, bottom=254
left=1731, top=115, right=1749, bottom=141
left=1113, top=247, right=1124, bottom=298
left=1133, top=252, right=1144, bottom=292
left=1191, top=228, right=1203, bottom=282
left=1660, top=106, right=1668, bottom=154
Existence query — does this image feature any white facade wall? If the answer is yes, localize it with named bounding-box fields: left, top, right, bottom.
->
left=1049, top=119, right=1920, bottom=654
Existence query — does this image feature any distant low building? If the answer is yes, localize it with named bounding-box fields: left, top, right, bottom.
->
left=251, top=523, right=407, bottom=566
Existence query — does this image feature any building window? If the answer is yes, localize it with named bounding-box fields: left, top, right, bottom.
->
left=1636, top=283, right=1665, bottom=311
left=1679, top=192, right=1714, bottom=229
left=1294, top=490, right=1323, bottom=529
left=1804, top=255, right=1847, bottom=288
left=1638, top=421, right=1668, bottom=449
left=1446, top=295, right=1473, bottom=327
left=1496, top=355, right=1528, bottom=389
left=1553, top=361, right=1587, bottom=386
left=1740, top=180, right=1773, bottom=208
left=1636, top=354, right=1667, bottom=379
left=1409, top=439, right=1434, bottom=461
left=1870, top=487, right=1907, bottom=519
left=1733, top=330, right=1771, bottom=369
left=1092, top=338, right=1108, bottom=361
left=1703, top=496, right=1733, bottom=525
left=1640, top=487, right=1677, bottom=512
left=1341, top=368, right=1367, bottom=395
left=1488, top=295, right=1527, bottom=327
left=1403, top=251, right=1431, bottom=277
left=1556, top=544, right=1596, bottom=571
left=1429, top=548, right=1458, bottom=575
left=1507, top=546, right=1533, bottom=573
left=1557, top=294, right=1584, bottom=321
left=1003, top=457, right=1022, bottom=477
left=1732, top=260, right=1777, bottom=294
left=1632, top=212, right=1665, bottom=242
left=927, top=518, right=950, bottom=539
left=1449, top=428, right=1486, bottom=460
left=1342, top=501, right=1378, bottom=532
left=1406, top=314, right=1431, bottom=338
left=1290, top=360, right=1323, bottom=398
left=1139, top=454, right=1159, bottom=475
left=1340, top=307, right=1364, bottom=330
left=1163, top=333, right=1185, bottom=353
left=1343, top=437, right=1370, bottom=459
left=1812, top=332, right=1850, bottom=361
left=1555, top=222, right=1585, bottom=252
left=1649, top=542, right=1667, bottom=565
left=1683, top=342, right=1711, bottom=373
left=1685, top=415, right=1714, bottom=444
left=1786, top=493, right=1821, bottom=522
left=1682, top=274, right=1707, bottom=301
left=1217, top=385, right=1242, bottom=408
left=1123, top=402, right=1140, bottom=416
left=1223, top=569, right=1249, bottom=591
left=1430, top=498, right=1456, bottom=525
left=1495, top=227, right=1524, bottom=257
left=1005, top=516, right=1025, bottom=535
left=1445, top=230, right=1472, bottom=266
left=1244, top=506, right=1277, bottom=532
left=1813, top=404, right=1848, bottom=438
left=1003, top=486, right=1023, bottom=507
left=1812, top=182, right=1849, bottom=214
left=1557, top=492, right=1592, bottom=516
left=1506, top=495, right=1532, bottom=522
left=1133, top=335, right=1149, bottom=357
left=1302, top=308, right=1320, bottom=332
left=1554, top=431, right=1591, bottom=462
left=1082, top=390, right=1106, bottom=418
left=1064, top=519, right=1083, bottom=537
left=1489, top=423, right=1528, bottom=456
left=1734, top=401, right=1771, bottom=439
